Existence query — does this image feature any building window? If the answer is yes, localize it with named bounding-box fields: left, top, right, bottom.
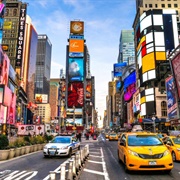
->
left=174, top=4, right=178, bottom=8
left=162, top=4, right=165, bottom=8
left=155, top=4, right=158, bottom=8
left=161, top=101, right=167, bottom=117
left=145, top=4, right=147, bottom=8
left=168, top=4, right=171, bottom=8
left=149, top=4, right=152, bottom=8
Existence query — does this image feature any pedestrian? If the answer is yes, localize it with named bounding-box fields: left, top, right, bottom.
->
left=79, top=132, right=82, bottom=142
left=76, top=132, right=80, bottom=141
left=86, top=132, right=89, bottom=140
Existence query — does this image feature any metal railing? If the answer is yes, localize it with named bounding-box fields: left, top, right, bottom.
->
left=49, top=144, right=89, bottom=180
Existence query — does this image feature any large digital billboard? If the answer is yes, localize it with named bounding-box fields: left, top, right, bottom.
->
left=68, top=58, right=84, bottom=81
left=66, top=118, right=83, bottom=126
left=0, top=0, right=5, bottom=44
left=165, top=75, right=177, bottom=119
left=114, top=62, right=127, bottom=77
left=69, top=39, right=84, bottom=57
left=35, top=94, right=48, bottom=103
left=124, top=71, right=136, bottom=101
left=70, top=21, right=84, bottom=35
left=86, top=79, right=92, bottom=100
left=67, top=82, right=84, bottom=108
left=171, top=53, right=180, bottom=99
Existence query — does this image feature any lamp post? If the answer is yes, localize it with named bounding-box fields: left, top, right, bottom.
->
left=152, top=116, right=156, bottom=133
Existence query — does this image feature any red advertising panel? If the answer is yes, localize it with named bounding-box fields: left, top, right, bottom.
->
left=70, top=21, right=84, bottom=35
left=68, top=82, right=84, bottom=108
left=7, top=93, right=16, bottom=125
left=86, top=79, right=92, bottom=100
left=171, top=53, right=180, bottom=99
left=0, top=51, right=10, bottom=86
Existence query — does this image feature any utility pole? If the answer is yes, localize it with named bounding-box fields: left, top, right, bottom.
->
left=58, top=81, right=62, bottom=134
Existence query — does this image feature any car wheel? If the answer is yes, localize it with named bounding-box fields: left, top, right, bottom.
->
left=68, top=148, right=72, bottom=158
left=172, top=151, right=176, bottom=162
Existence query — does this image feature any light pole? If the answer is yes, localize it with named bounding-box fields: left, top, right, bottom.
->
left=152, top=116, right=156, bottom=133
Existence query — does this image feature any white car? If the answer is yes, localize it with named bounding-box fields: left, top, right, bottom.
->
left=43, top=136, right=80, bottom=158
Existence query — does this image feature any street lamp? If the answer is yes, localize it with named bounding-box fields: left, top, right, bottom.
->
left=152, top=116, right=156, bottom=133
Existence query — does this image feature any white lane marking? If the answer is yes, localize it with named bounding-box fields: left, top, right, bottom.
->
left=89, top=155, right=103, bottom=158
left=4, top=171, right=26, bottom=180
left=88, top=160, right=104, bottom=164
left=83, top=168, right=106, bottom=176
left=15, top=171, right=37, bottom=180
left=100, top=148, right=110, bottom=180
left=89, top=152, right=101, bottom=154
left=24, top=171, right=38, bottom=180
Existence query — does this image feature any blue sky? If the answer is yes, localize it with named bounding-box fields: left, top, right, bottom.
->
left=24, top=0, right=136, bottom=118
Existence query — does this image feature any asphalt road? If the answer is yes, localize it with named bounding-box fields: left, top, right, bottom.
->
left=0, top=134, right=180, bottom=180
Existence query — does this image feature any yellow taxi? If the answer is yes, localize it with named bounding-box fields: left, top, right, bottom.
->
left=117, top=132, right=173, bottom=173
left=162, top=136, right=180, bottom=161
left=105, top=133, right=109, bottom=139
left=109, top=133, right=118, bottom=141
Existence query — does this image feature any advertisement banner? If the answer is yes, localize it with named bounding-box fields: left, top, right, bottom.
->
left=114, top=62, right=127, bottom=77
left=165, top=75, right=177, bottom=119
left=68, top=82, right=84, bottom=108
left=0, top=105, right=6, bottom=124
left=66, top=118, right=83, bottom=126
left=35, top=94, right=48, bottom=103
left=7, top=93, right=16, bottom=125
left=171, top=53, right=180, bottom=99
left=69, top=39, right=84, bottom=57
left=70, top=21, right=84, bottom=35
left=68, top=58, right=84, bottom=81
left=86, top=79, right=92, bottom=99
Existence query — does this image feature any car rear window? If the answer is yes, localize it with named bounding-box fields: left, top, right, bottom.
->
left=128, top=135, right=163, bottom=146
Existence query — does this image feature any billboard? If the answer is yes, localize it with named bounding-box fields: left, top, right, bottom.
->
left=114, top=62, right=127, bottom=77
left=7, top=92, right=16, bottom=125
left=165, top=75, right=177, bottom=119
left=0, top=0, right=6, bottom=44
left=68, top=58, right=84, bottom=81
left=0, top=105, right=7, bottom=124
left=0, top=51, right=10, bottom=86
left=66, top=108, right=82, bottom=115
left=66, top=118, right=83, bottom=126
left=124, top=71, right=136, bottom=101
left=86, top=79, right=92, bottom=99
left=171, top=53, right=180, bottom=99
left=16, top=3, right=27, bottom=67
left=67, top=82, right=84, bottom=108
left=35, top=94, right=48, bottom=103
left=69, top=39, right=84, bottom=57
left=70, top=21, right=84, bottom=35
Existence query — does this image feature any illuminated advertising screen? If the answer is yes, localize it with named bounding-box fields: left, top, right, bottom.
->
left=66, top=108, right=82, bottom=115
left=66, top=118, right=83, bottom=126
left=114, top=62, right=127, bottom=77
left=7, top=92, right=16, bottom=125
left=35, top=94, right=48, bottom=103
left=0, top=0, right=5, bottom=44
left=165, top=76, right=177, bottom=119
left=70, top=21, right=84, bottom=35
left=171, top=53, right=180, bottom=99
left=69, top=39, right=84, bottom=57
left=124, top=71, right=136, bottom=101
left=68, top=58, right=84, bottom=81
left=86, top=79, right=92, bottom=99
left=68, top=82, right=84, bottom=108
left=0, top=86, right=3, bottom=103
left=0, top=105, right=7, bottom=124
left=0, top=51, right=10, bottom=86
left=3, top=85, right=12, bottom=106
left=116, top=80, right=121, bottom=92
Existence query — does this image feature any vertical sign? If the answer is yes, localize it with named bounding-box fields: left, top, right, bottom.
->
left=16, top=3, right=27, bottom=67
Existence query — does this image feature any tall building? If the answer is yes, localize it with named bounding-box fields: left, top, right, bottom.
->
left=117, top=30, right=135, bottom=65
left=132, top=0, right=180, bottom=128
left=35, top=34, right=52, bottom=102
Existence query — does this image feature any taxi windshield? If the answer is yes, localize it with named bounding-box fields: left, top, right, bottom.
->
left=51, top=137, right=71, bottom=144
left=128, top=135, right=163, bottom=146
left=172, top=137, right=180, bottom=145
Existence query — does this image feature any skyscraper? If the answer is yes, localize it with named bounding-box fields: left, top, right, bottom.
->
left=117, top=30, right=135, bottom=65
left=35, top=35, right=52, bottom=103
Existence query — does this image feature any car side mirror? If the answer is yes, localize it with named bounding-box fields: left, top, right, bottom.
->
left=166, top=142, right=171, bottom=146
left=120, top=142, right=125, bottom=146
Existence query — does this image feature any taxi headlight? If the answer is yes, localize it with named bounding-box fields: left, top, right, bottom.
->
left=163, top=150, right=170, bottom=156
left=60, top=146, right=69, bottom=150
left=128, top=150, right=139, bottom=157
left=177, top=148, right=180, bottom=151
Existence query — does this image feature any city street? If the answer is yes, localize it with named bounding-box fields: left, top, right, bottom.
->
left=0, top=134, right=180, bottom=180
